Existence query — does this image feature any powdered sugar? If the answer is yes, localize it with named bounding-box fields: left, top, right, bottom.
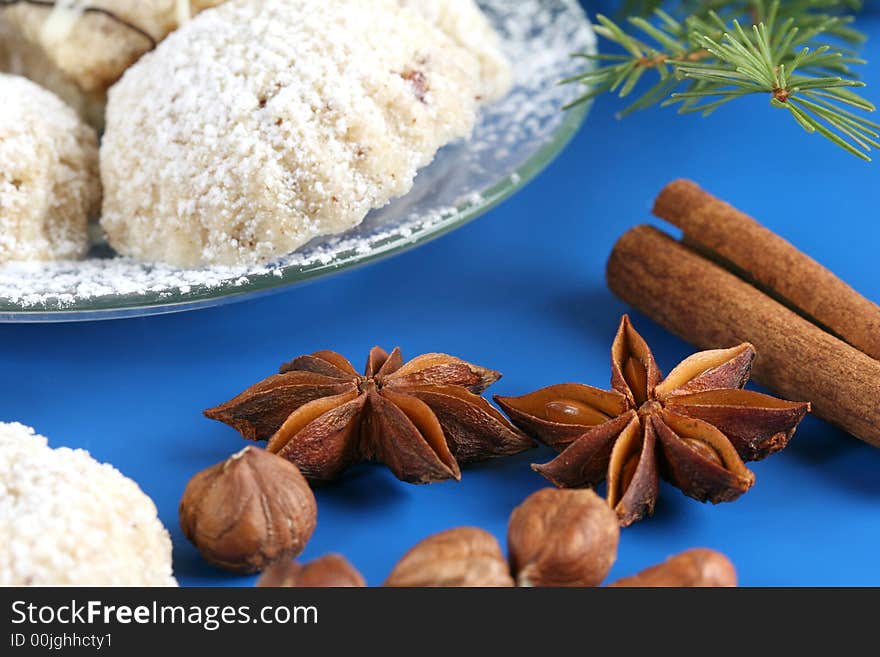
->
left=0, top=0, right=595, bottom=319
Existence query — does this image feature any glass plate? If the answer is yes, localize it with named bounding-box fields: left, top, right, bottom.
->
left=0, top=0, right=595, bottom=322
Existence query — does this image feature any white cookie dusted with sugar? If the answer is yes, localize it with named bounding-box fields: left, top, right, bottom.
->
left=100, top=0, right=510, bottom=267
left=3, top=0, right=225, bottom=94
left=0, top=73, right=100, bottom=264
left=0, top=422, right=176, bottom=586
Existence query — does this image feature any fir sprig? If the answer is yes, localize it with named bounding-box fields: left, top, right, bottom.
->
left=567, top=0, right=877, bottom=160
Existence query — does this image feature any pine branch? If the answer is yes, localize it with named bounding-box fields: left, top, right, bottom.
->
left=566, top=0, right=875, bottom=160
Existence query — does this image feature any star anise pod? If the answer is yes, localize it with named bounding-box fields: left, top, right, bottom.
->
left=205, top=347, right=534, bottom=484
left=495, top=316, right=810, bottom=526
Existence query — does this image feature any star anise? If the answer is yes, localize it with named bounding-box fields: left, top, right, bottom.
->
left=205, top=347, right=534, bottom=484
left=495, top=316, right=810, bottom=526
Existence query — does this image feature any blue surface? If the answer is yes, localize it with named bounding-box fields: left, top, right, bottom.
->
left=3, top=6, right=880, bottom=587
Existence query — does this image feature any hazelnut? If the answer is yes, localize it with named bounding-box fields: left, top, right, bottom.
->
left=507, top=487, right=619, bottom=587
left=385, top=527, right=514, bottom=587
left=179, top=446, right=317, bottom=573
left=608, top=548, right=737, bottom=587
left=256, top=554, right=365, bottom=587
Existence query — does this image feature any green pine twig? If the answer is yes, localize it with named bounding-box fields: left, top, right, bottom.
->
left=565, top=0, right=876, bottom=160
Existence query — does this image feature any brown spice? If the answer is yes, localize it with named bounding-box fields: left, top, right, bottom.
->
left=654, top=179, right=880, bottom=362
left=608, top=548, right=737, bottom=587
left=607, top=225, right=880, bottom=448
left=205, top=347, right=533, bottom=485
left=256, top=554, right=365, bottom=587
left=496, top=316, right=808, bottom=526
left=384, top=527, right=514, bottom=587
left=400, top=69, right=429, bottom=103
left=507, top=488, right=618, bottom=586
left=178, top=447, right=317, bottom=573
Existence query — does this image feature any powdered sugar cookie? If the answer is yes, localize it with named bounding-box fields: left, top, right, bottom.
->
left=0, top=14, right=12, bottom=70
left=101, top=0, right=495, bottom=267
left=0, top=14, right=105, bottom=127
left=0, top=74, right=100, bottom=264
left=0, top=422, right=176, bottom=586
left=3, top=1, right=223, bottom=95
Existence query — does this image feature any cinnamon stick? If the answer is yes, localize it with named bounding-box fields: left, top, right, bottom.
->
left=653, top=179, right=880, bottom=362
left=606, top=225, right=880, bottom=448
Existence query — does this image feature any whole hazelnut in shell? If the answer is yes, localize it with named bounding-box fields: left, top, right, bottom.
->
left=508, top=487, right=619, bottom=587
left=179, top=446, right=317, bottom=573
left=257, top=554, right=366, bottom=587
left=385, top=527, right=514, bottom=587
left=609, top=548, right=737, bottom=587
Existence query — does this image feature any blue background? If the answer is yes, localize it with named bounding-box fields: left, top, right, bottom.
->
left=2, top=3, right=879, bottom=587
